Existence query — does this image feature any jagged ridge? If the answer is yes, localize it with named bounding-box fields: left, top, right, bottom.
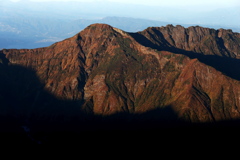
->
left=1, top=23, right=240, bottom=135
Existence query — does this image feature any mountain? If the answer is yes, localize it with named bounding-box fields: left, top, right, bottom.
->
left=0, top=16, right=177, bottom=49
left=1, top=23, right=240, bottom=144
left=1, top=15, right=239, bottom=50
left=1, top=0, right=239, bottom=49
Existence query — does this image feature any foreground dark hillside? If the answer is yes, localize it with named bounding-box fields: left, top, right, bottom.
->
left=1, top=23, right=240, bottom=144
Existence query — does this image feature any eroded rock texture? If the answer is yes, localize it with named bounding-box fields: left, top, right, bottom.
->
left=1, top=23, right=240, bottom=138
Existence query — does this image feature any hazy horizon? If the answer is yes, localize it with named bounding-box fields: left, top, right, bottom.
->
left=7, top=0, right=240, bottom=8
left=1, top=0, right=239, bottom=49
left=2, top=0, right=240, bottom=25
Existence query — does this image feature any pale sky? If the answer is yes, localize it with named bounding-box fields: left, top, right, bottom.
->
left=9, top=0, right=240, bottom=8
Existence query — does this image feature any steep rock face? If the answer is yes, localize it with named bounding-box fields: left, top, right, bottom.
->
left=1, top=23, right=240, bottom=126
left=2, top=43, right=84, bottom=100
left=137, top=25, right=240, bottom=57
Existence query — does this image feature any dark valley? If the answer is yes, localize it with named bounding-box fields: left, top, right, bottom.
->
left=1, top=23, right=240, bottom=144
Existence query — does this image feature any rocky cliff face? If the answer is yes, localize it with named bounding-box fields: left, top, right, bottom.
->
left=137, top=25, right=240, bottom=57
left=1, top=23, right=240, bottom=139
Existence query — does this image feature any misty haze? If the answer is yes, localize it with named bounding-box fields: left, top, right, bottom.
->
left=0, top=0, right=239, bottom=49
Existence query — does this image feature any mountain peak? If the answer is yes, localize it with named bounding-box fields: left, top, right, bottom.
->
left=1, top=24, right=240, bottom=137
left=77, top=23, right=121, bottom=39
left=85, top=23, right=114, bottom=31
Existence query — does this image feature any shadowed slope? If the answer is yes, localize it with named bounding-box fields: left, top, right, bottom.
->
left=130, top=25, right=240, bottom=80
left=0, top=24, right=240, bottom=144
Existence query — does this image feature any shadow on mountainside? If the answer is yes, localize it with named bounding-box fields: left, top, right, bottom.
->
left=130, top=32, right=240, bottom=81
left=1, top=52, right=240, bottom=144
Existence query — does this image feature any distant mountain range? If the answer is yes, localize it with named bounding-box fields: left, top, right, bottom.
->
left=1, top=0, right=239, bottom=49
left=1, top=23, right=240, bottom=144
left=1, top=16, right=239, bottom=49
left=0, top=16, right=173, bottom=49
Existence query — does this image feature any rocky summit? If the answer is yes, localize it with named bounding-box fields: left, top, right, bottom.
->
left=1, top=23, right=240, bottom=144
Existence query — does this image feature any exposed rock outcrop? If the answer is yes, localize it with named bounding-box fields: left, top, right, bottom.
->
left=1, top=23, right=240, bottom=138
